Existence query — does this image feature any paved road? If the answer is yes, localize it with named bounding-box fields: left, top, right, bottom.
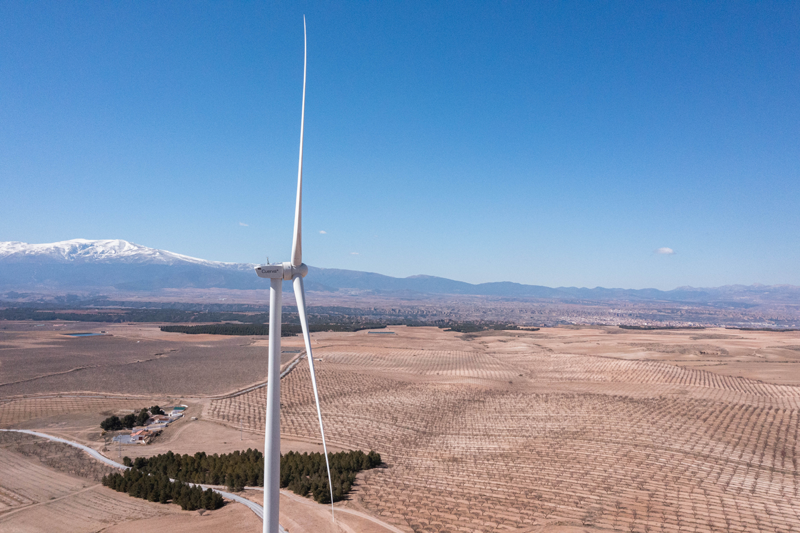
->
left=1, top=428, right=126, bottom=469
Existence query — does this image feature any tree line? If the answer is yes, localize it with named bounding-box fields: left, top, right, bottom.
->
left=442, top=323, right=537, bottom=333
left=0, top=307, right=277, bottom=324
left=128, top=448, right=381, bottom=502
left=730, top=327, right=799, bottom=332
left=0, top=307, right=244, bottom=323
left=2, top=306, right=390, bottom=325
left=100, top=406, right=165, bottom=431
left=619, top=325, right=705, bottom=330
left=132, top=448, right=263, bottom=491
left=1, top=306, right=539, bottom=332
left=102, top=468, right=224, bottom=511
left=160, top=323, right=388, bottom=337
left=281, top=450, right=382, bottom=503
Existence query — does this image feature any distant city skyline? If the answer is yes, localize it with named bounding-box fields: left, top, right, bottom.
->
left=1, top=2, right=798, bottom=290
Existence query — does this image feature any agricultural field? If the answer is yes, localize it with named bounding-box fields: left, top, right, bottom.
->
left=3, top=322, right=800, bottom=531
left=0, top=436, right=163, bottom=532
left=208, top=326, right=800, bottom=532
left=0, top=396, right=158, bottom=429
left=0, top=321, right=305, bottom=397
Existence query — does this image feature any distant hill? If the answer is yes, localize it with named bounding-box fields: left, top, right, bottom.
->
left=1, top=239, right=798, bottom=304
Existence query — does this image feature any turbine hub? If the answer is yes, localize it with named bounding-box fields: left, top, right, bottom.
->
left=282, top=262, right=308, bottom=280
left=255, top=262, right=308, bottom=280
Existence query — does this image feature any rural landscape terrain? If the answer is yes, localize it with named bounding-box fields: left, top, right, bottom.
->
left=3, top=0, right=798, bottom=529
left=3, top=240, right=800, bottom=532
left=2, top=315, right=800, bottom=532
left=3, top=0, right=797, bottom=529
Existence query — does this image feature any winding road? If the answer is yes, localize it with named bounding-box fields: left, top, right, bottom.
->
left=0, top=428, right=403, bottom=533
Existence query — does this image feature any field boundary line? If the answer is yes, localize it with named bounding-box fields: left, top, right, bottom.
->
left=0, top=348, right=166, bottom=390
left=0, top=353, right=307, bottom=401
left=0, top=483, right=100, bottom=522
left=207, top=351, right=305, bottom=400
left=0, top=365, right=100, bottom=389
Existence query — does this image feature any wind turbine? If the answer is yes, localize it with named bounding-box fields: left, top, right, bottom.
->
left=255, top=17, right=335, bottom=533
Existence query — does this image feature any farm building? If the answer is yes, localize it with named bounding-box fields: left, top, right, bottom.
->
left=111, top=430, right=154, bottom=445
left=168, top=406, right=187, bottom=418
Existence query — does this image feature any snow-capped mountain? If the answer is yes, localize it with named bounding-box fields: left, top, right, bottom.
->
left=1, top=239, right=798, bottom=304
left=0, top=239, right=257, bottom=291
left=0, top=239, right=251, bottom=269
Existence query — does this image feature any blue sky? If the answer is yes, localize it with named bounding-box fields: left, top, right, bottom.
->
left=1, top=1, right=798, bottom=290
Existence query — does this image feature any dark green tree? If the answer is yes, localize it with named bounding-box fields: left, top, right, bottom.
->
left=100, top=415, right=124, bottom=431
left=135, top=408, right=150, bottom=426
left=122, top=413, right=137, bottom=429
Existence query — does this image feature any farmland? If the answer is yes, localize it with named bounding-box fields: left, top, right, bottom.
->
left=2, top=322, right=800, bottom=531
left=0, top=433, right=169, bottom=532
left=208, top=326, right=800, bottom=532
left=0, top=321, right=306, bottom=397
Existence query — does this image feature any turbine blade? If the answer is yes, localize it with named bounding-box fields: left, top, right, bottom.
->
left=293, top=276, right=335, bottom=519
left=290, top=17, right=307, bottom=267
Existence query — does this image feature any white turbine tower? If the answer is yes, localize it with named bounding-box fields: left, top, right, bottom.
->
left=255, top=17, right=335, bottom=533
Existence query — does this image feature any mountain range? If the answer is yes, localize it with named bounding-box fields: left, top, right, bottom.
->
left=1, top=239, right=798, bottom=304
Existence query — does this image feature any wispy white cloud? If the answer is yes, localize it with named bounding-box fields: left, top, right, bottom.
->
left=350, top=252, right=359, bottom=255
left=319, top=230, right=327, bottom=234
left=655, top=247, right=675, bottom=255
left=239, top=222, right=249, bottom=227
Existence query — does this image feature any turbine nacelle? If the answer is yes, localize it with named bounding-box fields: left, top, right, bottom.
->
left=255, top=262, right=308, bottom=281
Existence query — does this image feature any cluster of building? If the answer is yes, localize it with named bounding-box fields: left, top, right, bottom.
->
left=112, top=405, right=187, bottom=445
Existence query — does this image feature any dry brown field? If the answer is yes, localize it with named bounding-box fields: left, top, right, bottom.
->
left=3, top=322, right=800, bottom=532
left=0, top=321, right=305, bottom=397
left=207, top=326, right=800, bottom=532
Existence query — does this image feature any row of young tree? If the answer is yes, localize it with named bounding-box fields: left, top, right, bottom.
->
left=127, top=448, right=382, bottom=502
left=102, top=467, right=224, bottom=511
left=100, top=406, right=165, bottom=431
